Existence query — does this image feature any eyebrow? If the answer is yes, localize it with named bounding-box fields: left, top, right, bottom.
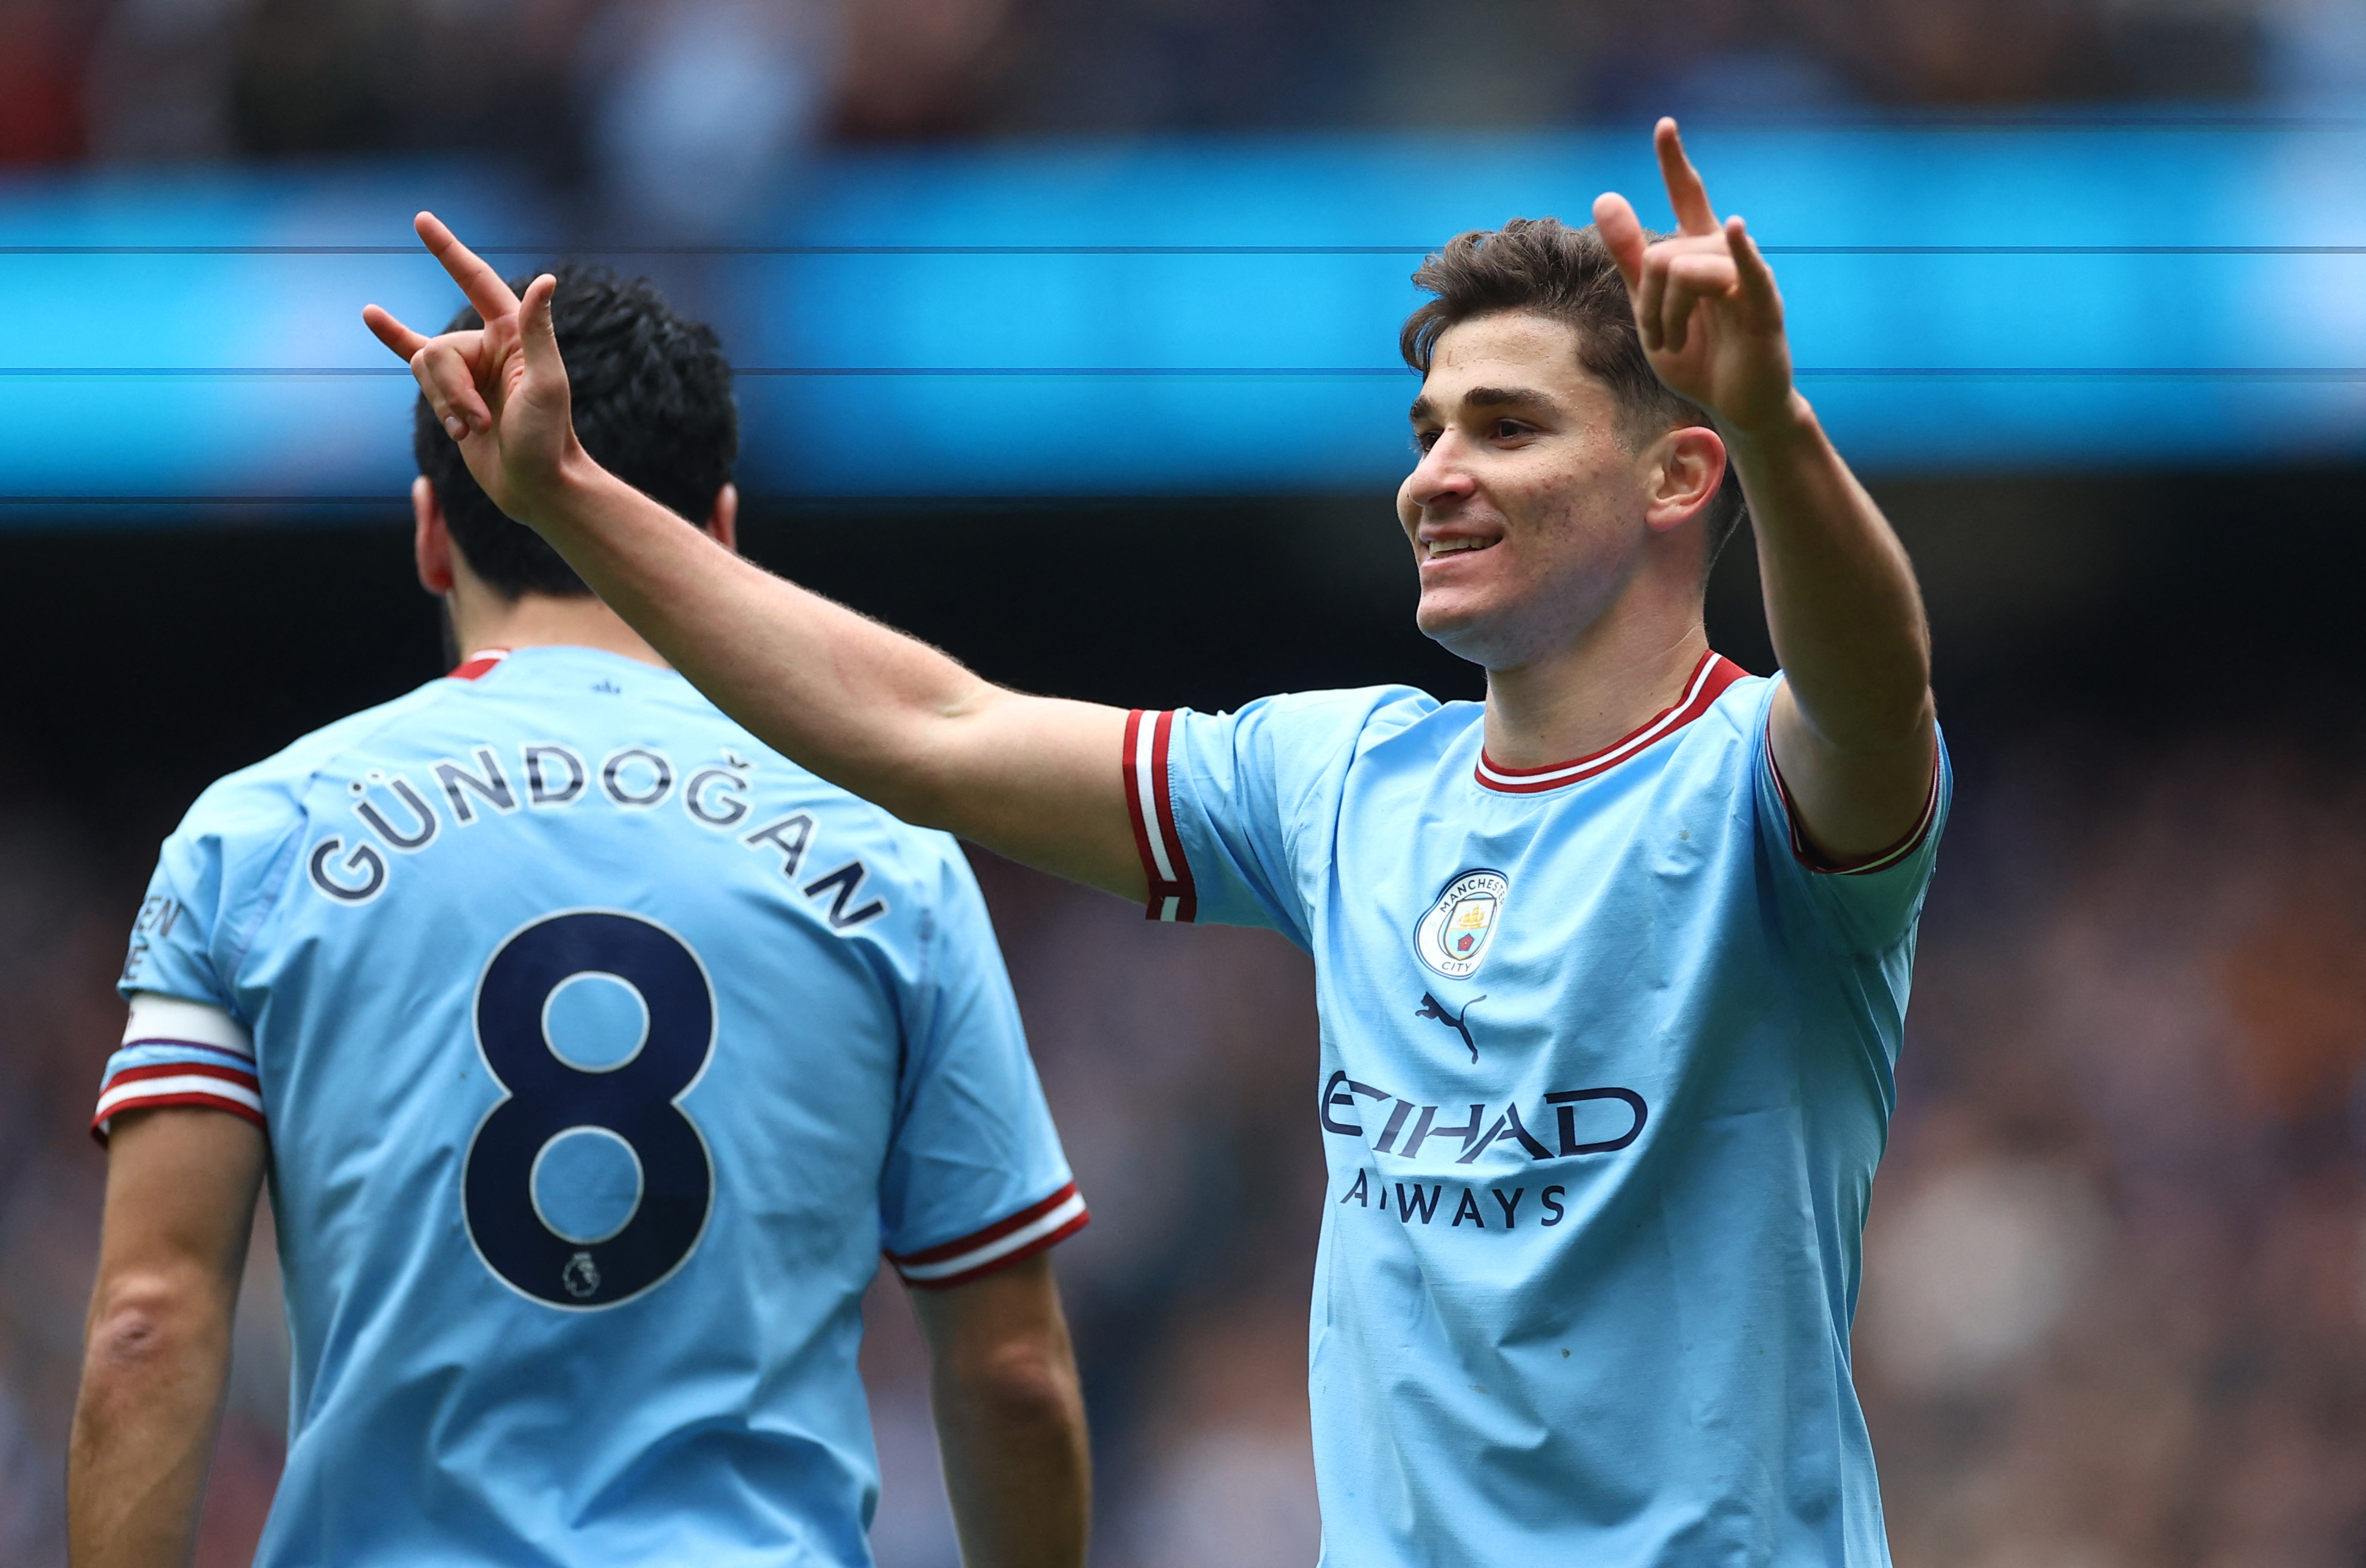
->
left=1407, top=385, right=1560, bottom=425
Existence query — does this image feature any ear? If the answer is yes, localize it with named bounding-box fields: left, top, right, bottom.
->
left=706, top=483, right=740, bottom=554
left=414, top=476, right=457, bottom=595
left=1643, top=426, right=1726, bottom=535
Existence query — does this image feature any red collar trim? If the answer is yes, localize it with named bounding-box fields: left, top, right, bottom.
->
left=447, top=647, right=512, bottom=682
left=1475, top=651, right=1747, bottom=794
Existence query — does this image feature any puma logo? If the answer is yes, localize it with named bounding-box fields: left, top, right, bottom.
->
left=1415, top=992, right=1485, bottom=1063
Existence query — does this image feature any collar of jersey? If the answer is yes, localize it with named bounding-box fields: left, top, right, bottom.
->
left=446, top=647, right=512, bottom=681
left=1474, top=650, right=1747, bottom=795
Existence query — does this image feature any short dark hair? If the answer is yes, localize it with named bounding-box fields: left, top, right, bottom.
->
left=1399, top=217, right=1747, bottom=568
left=414, top=265, right=738, bottom=599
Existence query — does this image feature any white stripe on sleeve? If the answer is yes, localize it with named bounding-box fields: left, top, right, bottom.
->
left=894, top=1190, right=1090, bottom=1283
left=93, top=1072, right=266, bottom=1123
left=122, top=993, right=253, bottom=1058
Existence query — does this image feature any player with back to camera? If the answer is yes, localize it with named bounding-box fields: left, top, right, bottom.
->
left=369, top=121, right=1946, bottom=1565
left=68, top=267, right=1093, bottom=1568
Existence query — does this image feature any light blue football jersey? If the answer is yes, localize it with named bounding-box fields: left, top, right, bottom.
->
left=99, top=645, right=1084, bottom=1567
left=1120, top=652, right=1948, bottom=1567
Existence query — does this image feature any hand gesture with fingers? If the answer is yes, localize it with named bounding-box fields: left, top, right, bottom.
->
left=363, top=214, right=579, bottom=522
left=1594, top=120, right=1795, bottom=437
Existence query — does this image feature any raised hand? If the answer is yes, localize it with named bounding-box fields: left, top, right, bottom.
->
left=1593, top=120, right=1795, bottom=437
left=362, top=214, right=580, bottom=522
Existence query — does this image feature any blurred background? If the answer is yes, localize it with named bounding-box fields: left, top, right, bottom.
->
left=5, top=1, right=2366, bottom=1565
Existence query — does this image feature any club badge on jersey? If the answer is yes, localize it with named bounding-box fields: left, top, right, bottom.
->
left=1414, top=868, right=1508, bottom=978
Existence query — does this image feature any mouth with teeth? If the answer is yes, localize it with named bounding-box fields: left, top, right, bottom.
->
left=1423, top=536, right=1500, bottom=562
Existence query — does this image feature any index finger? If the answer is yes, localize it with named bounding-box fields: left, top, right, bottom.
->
left=361, top=302, right=431, bottom=360
left=1654, top=117, right=1719, bottom=236
left=1591, top=191, right=1648, bottom=293
left=413, top=210, right=519, bottom=323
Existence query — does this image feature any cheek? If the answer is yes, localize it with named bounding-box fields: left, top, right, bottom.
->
left=1395, top=478, right=1419, bottom=525
left=1528, top=451, right=1631, bottom=539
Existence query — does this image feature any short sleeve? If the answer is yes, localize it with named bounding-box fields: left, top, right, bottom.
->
left=92, top=994, right=261, bottom=1145
left=878, top=847, right=1086, bottom=1289
left=96, top=787, right=300, bottom=1145
left=1751, top=679, right=1953, bottom=955
left=1123, top=690, right=1411, bottom=943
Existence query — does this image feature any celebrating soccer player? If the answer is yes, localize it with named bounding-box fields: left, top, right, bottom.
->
left=71, top=272, right=1092, bottom=1567
left=370, top=119, right=1945, bottom=1564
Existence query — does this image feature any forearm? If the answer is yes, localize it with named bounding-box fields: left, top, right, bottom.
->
left=931, top=1344, right=1092, bottom=1568
left=520, top=461, right=1139, bottom=891
left=913, top=1258, right=1092, bottom=1568
left=68, top=1292, right=235, bottom=1567
left=529, top=463, right=995, bottom=809
left=1728, top=393, right=1932, bottom=750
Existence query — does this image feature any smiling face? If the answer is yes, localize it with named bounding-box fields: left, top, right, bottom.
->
left=1398, top=311, right=1697, bottom=671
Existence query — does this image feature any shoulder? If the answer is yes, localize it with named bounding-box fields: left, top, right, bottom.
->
left=172, top=682, right=460, bottom=850
left=1168, top=686, right=1451, bottom=814
left=1188, top=684, right=1444, bottom=757
left=1697, top=665, right=1780, bottom=745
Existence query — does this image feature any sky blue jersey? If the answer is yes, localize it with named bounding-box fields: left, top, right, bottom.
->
left=1120, top=653, right=1949, bottom=1568
left=97, top=646, right=1084, bottom=1567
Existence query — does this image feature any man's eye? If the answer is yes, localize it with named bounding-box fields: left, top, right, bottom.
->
left=1414, top=429, right=1440, bottom=453
left=1492, top=419, right=1532, bottom=440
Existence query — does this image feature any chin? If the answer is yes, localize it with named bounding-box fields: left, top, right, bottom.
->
left=1415, top=596, right=1503, bottom=666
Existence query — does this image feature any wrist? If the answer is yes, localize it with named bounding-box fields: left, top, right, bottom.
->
left=514, top=441, right=609, bottom=536
left=1720, top=388, right=1818, bottom=450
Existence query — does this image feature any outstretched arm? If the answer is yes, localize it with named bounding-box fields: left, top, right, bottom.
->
left=364, top=220, right=1143, bottom=900
left=909, top=1255, right=1092, bottom=1568
left=1595, top=122, right=1936, bottom=862
left=69, top=1108, right=266, bottom=1568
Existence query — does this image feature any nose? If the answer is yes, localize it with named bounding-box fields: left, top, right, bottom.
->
left=1404, top=429, right=1478, bottom=512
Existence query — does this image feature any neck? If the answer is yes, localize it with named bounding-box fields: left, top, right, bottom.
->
left=448, top=590, right=671, bottom=668
left=1479, top=584, right=1711, bottom=770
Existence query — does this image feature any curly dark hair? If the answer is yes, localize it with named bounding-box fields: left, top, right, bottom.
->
left=413, top=265, right=738, bottom=599
left=1399, top=217, right=1747, bottom=568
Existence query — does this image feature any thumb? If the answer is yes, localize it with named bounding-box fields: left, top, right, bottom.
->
left=1592, top=192, right=1647, bottom=292
left=519, top=273, right=566, bottom=387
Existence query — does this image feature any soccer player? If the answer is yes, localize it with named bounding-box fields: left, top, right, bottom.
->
left=370, top=119, right=1944, bottom=1564
left=70, top=269, right=1092, bottom=1568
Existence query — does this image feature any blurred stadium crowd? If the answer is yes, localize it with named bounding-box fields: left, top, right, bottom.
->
left=2, top=0, right=2365, bottom=219
left=5, top=722, right=2366, bottom=1564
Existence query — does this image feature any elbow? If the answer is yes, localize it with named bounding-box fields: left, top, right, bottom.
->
left=83, top=1272, right=223, bottom=1384
left=948, top=1338, right=1085, bottom=1439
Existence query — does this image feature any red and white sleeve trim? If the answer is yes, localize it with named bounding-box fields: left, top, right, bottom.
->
left=91, top=1061, right=264, bottom=1143
left=1123, top=710, right=1198, bottom=922
left=1765, top=724, right=1943, bottom=875
left=92, top=993, right=263, bottom=1145
left=887, top=1182, right=1090, bottom=1290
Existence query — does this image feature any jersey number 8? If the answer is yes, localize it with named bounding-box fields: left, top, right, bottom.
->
left=464, top=911, right=716, bottom=1308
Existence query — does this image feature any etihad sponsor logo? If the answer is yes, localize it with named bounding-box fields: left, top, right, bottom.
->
left=1337, top=1169, right=1569, bottom=1229
left=1415, top=868, right=1507, bottom=978
left=1318, top=1069, right=1646, bottom=1164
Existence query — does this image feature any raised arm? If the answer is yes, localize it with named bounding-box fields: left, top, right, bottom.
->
left=908, top=1255, right=1092, bottom=1568
left=69, top=1108, right=266, bottom=1568
left=363, top=219, right=1143, bottom=900
left=1595, top=121, right=1937, bottom=862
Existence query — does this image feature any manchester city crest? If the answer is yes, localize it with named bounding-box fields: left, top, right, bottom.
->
left=1415, top=868, right=1508, bottom=978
